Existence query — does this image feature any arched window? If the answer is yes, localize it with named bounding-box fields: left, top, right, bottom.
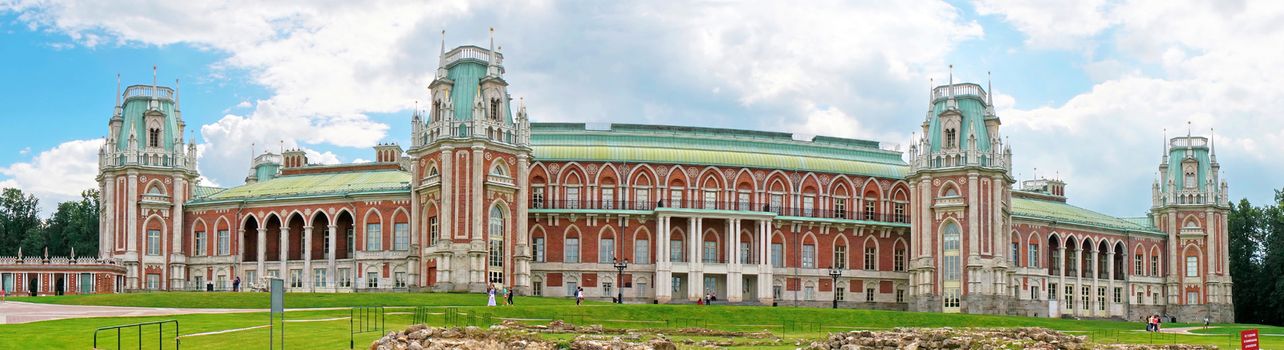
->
left=490, top=163, right=508, bottom=176
left=942, top=222, right=961, bottom=311
left=943, top=186, right=959, bottom=197
left=490, top=98, right=501, bottom=121
left=945, top=128, right=957, bottom=148
left=148, top=128, right=161, bottom=148
left=1184, top=165, right=1197, bottom=189
left=488, top=205, right=505, bottom=284
left=431, top=100, right=441, bottom=122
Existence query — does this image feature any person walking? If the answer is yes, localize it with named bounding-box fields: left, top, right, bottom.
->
left=487, top=286, right=497, bottom=307
left=232, top=277, right=241, bottom=292
left=506, top=288, right=514, bottom=306
left=500, top=286, right=509, bottom=306
left=575, top=287, right=584, bottom=305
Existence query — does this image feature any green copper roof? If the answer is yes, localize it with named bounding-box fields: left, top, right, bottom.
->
left=116, top=88, right=179, bottom=153
left=530, top=123, right=909, bottom=178
left=193, top=186, right=227, bottom=199
left=190, top=169, right=411, bottom=204
left=1164, top=137, right=1214, bottom=194
left=927, top=84, right=992, bottom=153
left=1011, top=196, right=1163, bottom=235
left=442, top=56, right=513, bottom=125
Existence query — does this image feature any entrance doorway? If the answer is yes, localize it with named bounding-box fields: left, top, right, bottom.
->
left=54, top=274, right=64, bottom=295
left=28, top=275, right=38, bottom=296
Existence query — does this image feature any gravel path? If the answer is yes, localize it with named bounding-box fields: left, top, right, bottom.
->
left=0, top=301, right=258, bottom=324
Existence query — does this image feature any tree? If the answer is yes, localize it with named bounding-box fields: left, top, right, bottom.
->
left=0, top=188, right=41, bottom=256
left=1228, top=198, right=1263, bottom=324
left=44, top=189, right=100, bottom=257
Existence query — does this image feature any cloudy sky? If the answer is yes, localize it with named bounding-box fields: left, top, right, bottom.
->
left=0, top=0, right=1280, bottom=217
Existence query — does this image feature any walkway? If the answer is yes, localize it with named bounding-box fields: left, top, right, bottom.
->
left=0, top=301, right=256, bottom=324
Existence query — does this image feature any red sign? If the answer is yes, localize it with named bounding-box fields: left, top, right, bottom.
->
left=1241, top=329, right=1259, bottom=350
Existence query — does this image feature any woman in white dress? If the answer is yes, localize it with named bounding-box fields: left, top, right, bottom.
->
left=487, top=286, right=497, bottom=306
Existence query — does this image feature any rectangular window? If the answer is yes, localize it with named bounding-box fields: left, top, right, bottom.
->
left=669, top=189, right=683, bottom=208
left=771, top=243, right=784, bottom=267
left=896, top=289, right=906, bottom=303
left=834, top=245, right=847, bottom=269
left=864, top=200, right=876, bottom=220
left=532, top=282, right=543, bottom=296
left=1113, top=287, right=1122, bottom=303
left=488, top=240, right=504, bottom=268
left=894, top=248, right=906, bottom=271
left=1011, top=242, right=1020, bottom=266
left=739, top=242, right=750, bottom=264
left=1082, top=286, right=1090, bottom=310
left=670, top=240, right=684, bottom=262
left=366, top=272, right=378, bottom=289
left=194, top=231, right=206, bottom=256
left=773, top=284, right=783, bottom=300
left=394, top=223, right=410, bottom=251
left=217, top=230, right=230, bottom=256
left=216, top=275, right=227, bottom=290
left=1098, top=287, right=1107, bottom=310
left=534, top=237, right=546, bottom=262
left=865, top=287, right=875, bottom=302
left=834, top=198, right=847, bottom=219
left=635, top=188, right=649, bottom=210
left=769, top=194, right=783, bottom=214
left=836, top=286, right=846, bottom=301
left=635, top=239, right=649, bottom=264
left=603, top=282, right=612, bottom=296
left=802, top=195, right=814, bottom=216
left=1135, top=254, right=1143, bottom=276
left=804, top=286, right=815, bottom=301
left=671, top=277, right=682, bottom=293
left=738, top=192, right=750, bottom=211
left=1065, top=285, right=1074, bottom=309
left=601, top=188, right=615, bottom=209
left=146, top=274, right=161, bottom=290
left=1049, top=283, right=1057, bottom=300
left=146, top=230, right=161, bottom=256
left=565, top=238, right=580, bottom=263
left=566, top=187, right=581, bottom=209
left=802, top=244, right=815, bottom=268
left=395, top=272, right=406, bottom=288
left=568, top=282, right=579, bottom=296
left=864, top=247, right=876, bottom=270
left=365, top=223, right=382, bottom=251
left=703, top=241, right=717, bottom=263
left=893, top=203, right=906, bottom=222
left=192, top=276, right=204, bottom=291
left=1186, top=256, right=1198, bottom=277
left=703, top=190, right=716, bottom=209
left=1151, top=256, right=1160, bottom=277
left=600, top=238, right=615, bottom=264
left=314, top=268, right=327, bottom=288
left=429, top=216, right=439, bottom=246
left=290, top=269, right=303, bottom=288
left=1030, top=286, right=1040, bottom=300
left=1187, top=291, right=1199, bottom=304
left=1028, top=243, right=1039, bottom=268
left=532, top=187, right=545, bottom=209
left=346, top=228, right=354, bottom=255
left=338, top=268, right=352, bottom=288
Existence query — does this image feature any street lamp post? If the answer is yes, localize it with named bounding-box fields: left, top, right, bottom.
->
left=613, top=259, right=629, bottom=304
left=828, top=267, right=842, bottom=309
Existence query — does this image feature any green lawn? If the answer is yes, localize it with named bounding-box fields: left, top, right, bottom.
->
left=2, top=292, right=1281, bottom=349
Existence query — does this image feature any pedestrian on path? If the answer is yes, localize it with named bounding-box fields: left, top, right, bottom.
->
left=487, top=286, right=497, bottom=307
left=575, top=287, right=584, bottom=305
left=505, top=288, right=514, bottom=306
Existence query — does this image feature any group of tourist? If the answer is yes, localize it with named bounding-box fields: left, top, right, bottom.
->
left=1144, top=314, right=1163, bottom=332
left=485, top=285, right=515, bottom=306
left=696, top=290, right=718, bottom=305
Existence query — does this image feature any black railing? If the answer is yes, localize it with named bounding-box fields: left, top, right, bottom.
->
left=532, top=199, right=910, bottom=224
left=350, top=306, right=384, bottom=349
left=93, top=319, right=179, bottom=350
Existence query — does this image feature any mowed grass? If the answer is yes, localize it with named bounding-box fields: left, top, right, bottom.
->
left=2, top=292, right=1281, bottom=349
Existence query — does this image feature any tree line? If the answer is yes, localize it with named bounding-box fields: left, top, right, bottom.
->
left=1229, top=189, right=1284, bottom=326
left=0, top=188, right=99, bottom=258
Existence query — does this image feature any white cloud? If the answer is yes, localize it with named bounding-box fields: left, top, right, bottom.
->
left=235, top=101, right=251, bottom=108
left=983, top=0, right=1284, bottom=213
left=0, top=139, right=102, bottom=214
left=973, top=0, right=1114, bottom=50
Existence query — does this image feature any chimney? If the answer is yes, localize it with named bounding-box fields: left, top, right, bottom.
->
left=282, top=149, right=307, bottom=168
left=374, top=143, right=404, bottom=163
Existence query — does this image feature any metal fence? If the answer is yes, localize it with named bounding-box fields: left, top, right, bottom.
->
left=92, top=319, right=180, bottom=350
left=349, top=306, right=385, bottom=350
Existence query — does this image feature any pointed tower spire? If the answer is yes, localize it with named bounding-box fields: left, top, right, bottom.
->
left=986, top=71, right=993, bottom=105
left=1161, top=128, right=1169, bottom=164
left=115, top=73, right=121, bottom=107
left=948, top=64, right=953, bottom=88
left=488, top=27, right=495, bottom=64
left=152, top=65, right=158, bottom=96
left=175, top=78, right=181, bottom=110
left=1210, top=127, right=1218, bottom=162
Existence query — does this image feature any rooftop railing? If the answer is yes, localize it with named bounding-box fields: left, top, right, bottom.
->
left=931, top=83, right=987, bottom=102
left=123, top=85, right=175, bottom=100
left=531, top=199, right=910, bottom=224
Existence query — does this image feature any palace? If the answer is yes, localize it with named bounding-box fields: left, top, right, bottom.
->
left=74, top=40, right=1231, bottom=321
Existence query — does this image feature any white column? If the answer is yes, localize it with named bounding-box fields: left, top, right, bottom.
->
left=1057, top=245, right=1065, bottom=315
left=687, top=217, right=700, bottom=300
left=328, top=224, right=337, bottom=290
left=1107, top=250, right=1116, bottom=314
left=279, top=226, right=289, bottom=283
left=728, top=218, right=743, bottom=302
left=303, top=225, right=313, bottom=291
left=1074, top=246, right=1082, bottom=316
left=655, top=216, right=671, bottom=303
left=126, top=172, right=138, bottom=253
left=256, top=228, right=267, bottom=282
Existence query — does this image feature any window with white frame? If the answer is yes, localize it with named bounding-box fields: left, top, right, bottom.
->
left=864, top=200, right=876, bottom=220
left=194, top=231, right=206, bottom=256
left=147, top=230, right=161, bottom=256
left=532, top=186, right=545, bottom=208
left=737, top=192, right=750, bottom=211
left=1011, top=242, right=1020, bottom=266
left=836, top=286, right=846, bottom=301
left=769, top=194, right=783, bottom=213
left=600, top=238, right=616, bottom=264
left=1186, top=255, right=1198, bottom=277
left=670, top=239, right=684, bottom=262
left=834, top=198, right=847, bottom=219
left=566, top=187, right=581, bottom=209
left=290, top=269, right=303, bottom=288
left=534, top=237, right=545, bottom=262
left=367, top=271, right=379, bottom=288
left=802, top=244, right=815, bottom=268
left=703, top=190, right=716, bottom=209
left=771, top=243, right=784, bottom=267
left=834, top=245, right=847, bottom=269
left=396, top=271, right=407, bottom=288
left=217, top=230, right=230, bottom=256
left=703, top=241, right=717, bottom=263
left=488, top=207, right=505, bottom=284
left=1028, top=243, right=1039, bottom=268
left=429, top=216, right=439, bottom=246
left=864, top=247, right=876, bottom=270
left=802, top=195, right=814, bottom=216
left=1113, top=287, right=1122, bottom=303
left=635, top=239, right=649, bottom=264
left=894, top=202, right=906, bottom=222
left=394, top=223, right=410, bottom=251
left=146, top=274, right=160, bottom=290
left=894, top=247, right=905, bottom=271
left=1135, top=254, right=1144, bottom=276
left=565, top=237, right=580, bottom=263
left=670, top=188, right=683, bottom=208
left=739, top=241, right=750, bottom=264
left=337, top=268, right=352, bottom=288
left=314, top=268, right=327, bottom=288
left=601, top=188, right=614, bottom=209
left=365, top=223, right=382, bottom=251
left=866, top=287, right=875, bottom=302
left=346, top=227, right=354, bottom=255
left=1151, top=255, right=1160, bottom=277
left=635, top=188, right=649, bottom=209
left=896, top=289, right=906, bottom=303
left=1098, top=287, right=1107, bottom=310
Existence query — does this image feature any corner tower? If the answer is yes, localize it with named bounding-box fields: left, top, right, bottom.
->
left=408, top=30, right=533, bottom=293
left=906, top=75, right=1014, bottom=313
left=1151, top=130, right=1232, bottom=322
left=97, top=73, right=200, bottom=290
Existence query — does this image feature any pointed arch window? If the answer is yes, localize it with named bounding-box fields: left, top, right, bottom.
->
left=488, top=205, right=506, bottom=284
left=148, top=128, right=161, bottom=148
left=942, top=222, right=962, bottom=310
left=944, top=128, right=957, bottom=149
left=489, top=98, right=502, bottom=121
